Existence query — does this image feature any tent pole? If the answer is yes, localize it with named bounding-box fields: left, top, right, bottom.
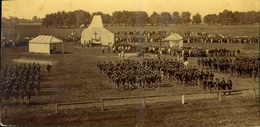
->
left=62, top=43, right=64, bottom=54
left=49, top=44, right=51, bottom=55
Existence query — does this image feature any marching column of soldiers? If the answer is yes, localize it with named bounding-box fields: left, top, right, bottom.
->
left=197, top=56, right=259, bottom=80
left=97, top=58, right=232, bottom=91
left=1, top=62, right=42, bottom=105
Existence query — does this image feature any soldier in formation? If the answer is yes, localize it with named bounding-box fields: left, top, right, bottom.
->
left=1, top=62, right=42, bottom=105
left=198, top=56, right=259, bottom=81
left=97, top=59, right=224, bottom=92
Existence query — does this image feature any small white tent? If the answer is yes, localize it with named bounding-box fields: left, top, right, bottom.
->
left=165, top=33, right=183, bottom=48
left=81, top=15, right=114, bottom=46
left=29, top=35, right=64, bottom=54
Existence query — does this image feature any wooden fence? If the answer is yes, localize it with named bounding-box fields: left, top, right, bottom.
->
left=55, top=88, right=259, bottom=114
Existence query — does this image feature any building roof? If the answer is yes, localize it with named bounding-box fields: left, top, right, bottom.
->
left=165, top=33, right=183, bottom=41
left=89, top=15, right=103, bottom=28
left=29, top=35, right=63, bottom=44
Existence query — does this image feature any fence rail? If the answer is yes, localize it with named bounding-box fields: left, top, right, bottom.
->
left=55, top=87, right=259, bottom=113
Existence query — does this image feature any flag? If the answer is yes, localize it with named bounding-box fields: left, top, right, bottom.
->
left=15, top=33, right=20, bottom=41
left=80, top=24, right=84, bottom=28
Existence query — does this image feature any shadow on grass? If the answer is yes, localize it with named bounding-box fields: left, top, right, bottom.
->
left=29, top=101, right=50, bottom=106
left=39, top=91, right=54, bottom=96
left=52, top=51, right=73, bottom=54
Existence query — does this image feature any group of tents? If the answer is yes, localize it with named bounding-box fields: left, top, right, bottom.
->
left=28, top=15, right=183, bottom=54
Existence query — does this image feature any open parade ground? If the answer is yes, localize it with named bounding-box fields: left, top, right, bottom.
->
left=1, top=32, right=260, bottom=126
left=1, top=0, right=260, bottom=125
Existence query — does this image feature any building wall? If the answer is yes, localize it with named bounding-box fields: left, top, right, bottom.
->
left=81, top=28, right=114, bottom=46
left=29, top=43, right=50, bottom=54
left=169, top=40, right=183, bottom=48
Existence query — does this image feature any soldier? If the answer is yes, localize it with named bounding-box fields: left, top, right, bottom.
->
left=221, top=78, right=227, bottom=95
left=197, top=58, right=201, bottom=68
left=45, top=63, right=51, bottom=76
left=13, top=87, right=20, bottom=104
left=237, top=49, right=240, bottom=56
left=19, top=85, right=26, bottom=104
left=252, top=68, right=257, bottom=82
left=214, top=78, right=220, bottom=90
left=102, top=46, right=105, bottom=53
left=227, top=77, right=233, bottom=95
left=202, top=76, right=208, bottom=91
left=3, top=88, right=11, bottom=105
left=208, top=71, right=214, bottom=91
left=25, top=87, right=32, bottom=105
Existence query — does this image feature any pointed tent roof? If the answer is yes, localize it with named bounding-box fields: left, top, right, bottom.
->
left=89, top=15, right=103, bottom=28
left=165, top=33, right=183, bottom=41
left=29, top=35, right=63, bottom=44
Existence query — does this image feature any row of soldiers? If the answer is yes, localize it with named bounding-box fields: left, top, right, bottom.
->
left=1, top=62, right=42, bottom=105
left=101, top=44, right=238, bottom=59
left=97, top=59, right=232, bottom=91
left=197, top=56, right=259, bottom=80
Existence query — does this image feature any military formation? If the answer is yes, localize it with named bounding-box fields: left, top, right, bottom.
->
left=1, top=39, right=29, bottom=48
left=101, top=43, right=238, bottom=59
left=113, top=30, right=259, bottom=44
left=1, top=63, right=42, bottom=105
left=198, top=56, right=259, bottom=80
left=97, top=58, right=232, bottom=92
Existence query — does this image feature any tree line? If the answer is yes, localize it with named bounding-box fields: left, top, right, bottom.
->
left=2, top=16, right=42, bottom=23
left=3, top=9, right=259, bottom=27
left=41, top=10, right=197, bottom=27
left=204, top=10, right=260, bottom=25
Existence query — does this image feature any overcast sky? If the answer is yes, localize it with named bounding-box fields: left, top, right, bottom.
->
left=2, top=0, right=260, bottom=19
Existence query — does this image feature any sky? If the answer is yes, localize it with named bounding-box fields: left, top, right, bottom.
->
left=2, top=0, right=260, bottom=19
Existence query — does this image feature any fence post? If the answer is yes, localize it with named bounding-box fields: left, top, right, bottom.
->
left=101, top=99, right=104, bottom=111
left=142, top=98, right=146, bottom=107
left=218, top=92, right=222, bottom=102
left=181, top=95, right=185, bottom=104
left=56, top=103, right=58, bottom=114
left=4, top=107, right=7, bottom=118
left=253, top=89, right=256, bottom=99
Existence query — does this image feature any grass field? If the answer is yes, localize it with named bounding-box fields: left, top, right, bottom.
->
left=1, top=41, right=260, bottom=126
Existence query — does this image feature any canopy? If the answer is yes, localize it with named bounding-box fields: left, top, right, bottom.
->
left=29, top=35, right=63, bottom=44
left=165, top=33, right=183, bottom=41
left=29, top=35, right=64, bottom=54
left=165, top=33, right=183, bottom=48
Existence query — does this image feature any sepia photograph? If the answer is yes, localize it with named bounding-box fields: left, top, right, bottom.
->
left=1, top=0, right=260, bottom=126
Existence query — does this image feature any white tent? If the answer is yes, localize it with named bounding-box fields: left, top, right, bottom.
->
left=81, top=15, right=114, bottom=46
left=29, top=35, right=64, bottom=54
left=165, top=33, right=183, bottom=48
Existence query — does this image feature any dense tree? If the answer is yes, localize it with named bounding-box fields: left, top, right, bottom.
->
left=102, top=14, right=112, bottom=25
left=111, top=11, right=123, bottom=25
left=172, top=11, right=181, bottom=25
left=149, top=12, right=161, bottom=25
left=204, top=14, right=219, bottom=25
left=204, top=10, right=260, bottom=25
left=135, top=11, right=149, bottom=26
left=181, top=11, right=191, bottom=24
left=64, top=12, right=76, bottom=28
left=127, top=12, right=135, bottom=26
left=42, top=14, right=51, bottom=27
left=160, top=12, right=172, bottom=25
left=192, top=13, right=201, bottom=24
left=74, top=10, right=91, bottom=27
left=218, top=9, right=234, bottom=25
left=9, top=9, right=260, bottom=27
left=111, top=11, right=148, bottom=26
